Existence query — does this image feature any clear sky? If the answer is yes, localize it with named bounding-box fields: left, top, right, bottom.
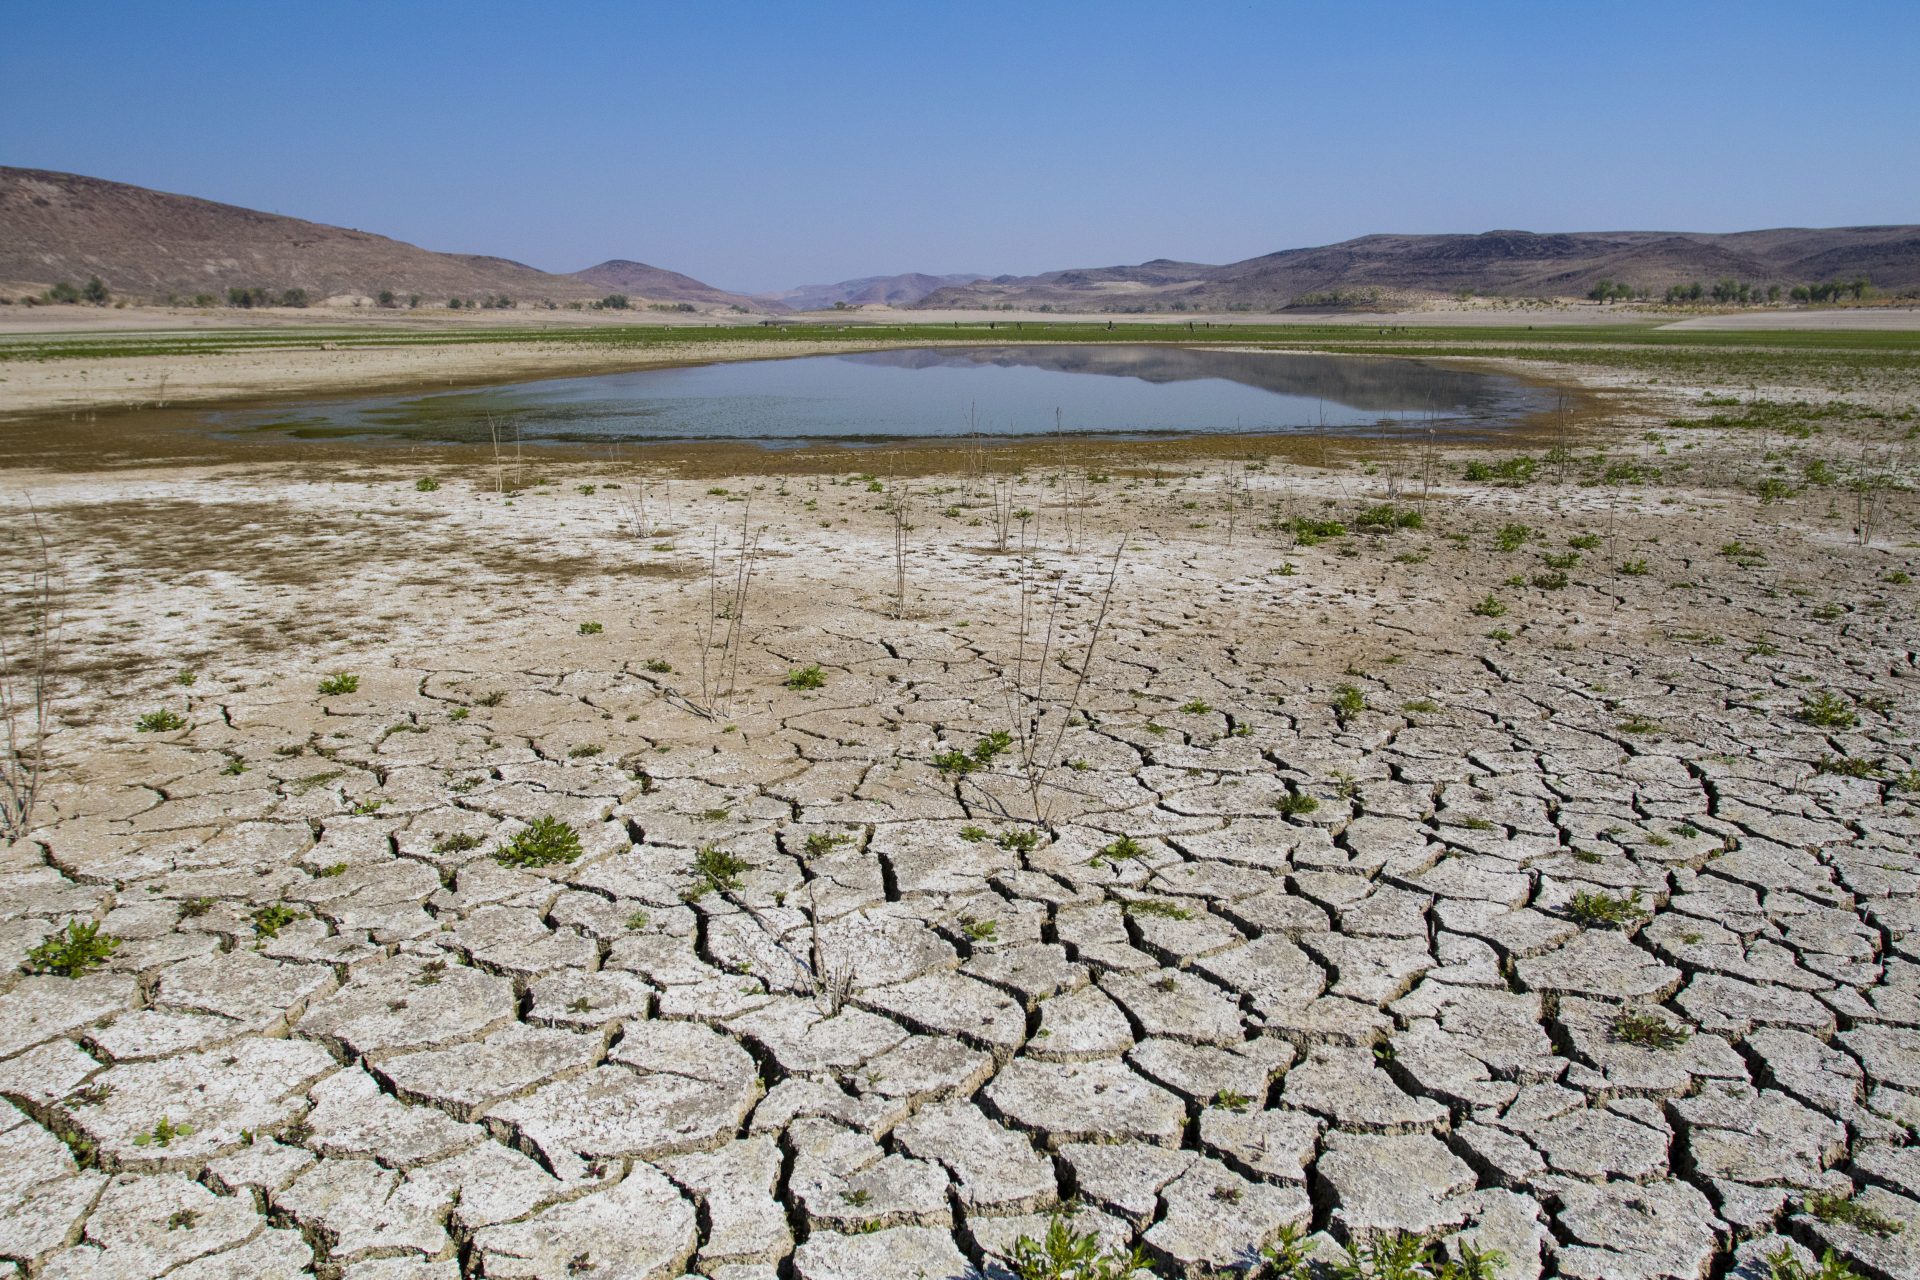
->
left=5, top=1, right=1916, bottom=294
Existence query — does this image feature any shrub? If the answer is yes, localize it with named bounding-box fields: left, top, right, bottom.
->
left=81, top=275, right=110, bottom=305
left=317, top=673, right=360, bottom=696
left=278, top=288, right=309, bottom=308
left=496, top=816, right=585, bottom=868
left=26, top=920, right=121, bottom=976
left=136, top=709, right=187, bottom=732
left=45, top=280, right=82, bottom=304
left=599, top=294, right=630, bottom=309
left=785, top=664, right=827, bottom=690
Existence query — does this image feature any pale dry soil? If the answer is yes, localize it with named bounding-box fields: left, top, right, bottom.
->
left=1, top=383, right=1918, bottom=1279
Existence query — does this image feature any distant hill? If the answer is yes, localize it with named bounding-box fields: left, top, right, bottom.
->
left=0, top=167, right=766, bottom=311
left=761, top=272, right=987, bottom=311
left=569, top=259, right=772, bottom=311
left=916, top=227, right=1920, bottom=311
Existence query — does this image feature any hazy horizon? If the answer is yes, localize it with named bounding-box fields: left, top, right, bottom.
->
left=5, top=1, right=1916, bottom=295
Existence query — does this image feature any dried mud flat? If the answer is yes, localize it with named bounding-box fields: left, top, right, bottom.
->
left=1, top=356, right=1918, bottom=1280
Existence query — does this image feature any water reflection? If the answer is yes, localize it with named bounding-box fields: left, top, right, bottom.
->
left=211, top=345, right=1551, bottom=446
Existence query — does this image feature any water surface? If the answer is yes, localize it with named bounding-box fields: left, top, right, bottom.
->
left=212, top=345, right=1553, bottom=446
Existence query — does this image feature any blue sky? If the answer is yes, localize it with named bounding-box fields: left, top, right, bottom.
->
left=5, top=2, right=1916, bottom=293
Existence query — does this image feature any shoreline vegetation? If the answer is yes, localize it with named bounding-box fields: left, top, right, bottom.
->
left=2, top=318, right=1916, bottom=433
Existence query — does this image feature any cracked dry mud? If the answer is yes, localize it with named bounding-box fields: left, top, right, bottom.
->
left=2, top=379, right=1918, bottom=1279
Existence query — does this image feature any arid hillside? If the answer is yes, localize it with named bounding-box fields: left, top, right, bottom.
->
left=0, top=167, right=765, bottom=310
left=918, top=226, right=1920, bottom=311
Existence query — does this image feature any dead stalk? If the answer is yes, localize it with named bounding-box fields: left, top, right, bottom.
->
left=1, top=502, right=58, bottom=841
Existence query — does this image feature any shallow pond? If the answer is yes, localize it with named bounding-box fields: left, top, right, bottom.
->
left=212, top=345, right=1555, bottom=446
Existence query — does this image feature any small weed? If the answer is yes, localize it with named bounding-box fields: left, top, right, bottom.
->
left=958, top=825, right=989, bottom=843
left=317, top=673, right=360, bottom=696
left=496, top=816, right=585, bottom=868
left=132, top=1116, right=195, bottom=1148
left=136, top=709, right=187, bottom=733
left=577, top=621, right=603, bottom=635
left=1125, top=898, right=1195, bottom=920
left=568, top=744, right=603, bottom=759
left=219, top=755, right=247, bottom=776
left=804, top=831, right=852, bottom=858
left=177, top=896, right=216, bottom=919
left=26, top=920, right=122, bottom=977
left=416, top=959, right=446, bottom=986
left=785, top=664, right=827, bottom=690
left=1008, top=1215, right=1150, bottom=1280
left=1618, top=558, right=1650, bottom=576
left=1765, top=1246, right=1863, bottom=1280
left=315, top=862, right=349, bottom=878
left=350, top=797, right=384, bottom=816
left=1212, top=1090, right=1253, bottom=1112
left=1494, top=523, right=1533, bottom=552
left=625, top=910, right=650, bottom=930
left=934, top=730, right=1013, bottom=775
left=252, top=903, right=301, bottom=938
left=174, top=669, right=197, bottom=687
left=1796, top=691, right=1858, bottom=728
left=1179, top=699, right=1213, bottom=715
left=998, top=828, right=1039, bottom=854
left=1567, top=888, right=1648, bottom=929
left=1096, top=834, right=1147, bottom=864
left=1617, top=714, right=1659, bottom=735
left=1487, top=627, right=1513, bottom=642
left=700, top=806, right=731, bottom=822
left=432, top=832, right=482, bottom=855
left=687, top=844, right=749, bottom=899
left=1611, top=1008, right=1690, bottom=1049
left=1530, top=570, right=1570, bottom=590
left=1402, top=698, right=1440, bottom=714
left=1332, top=683, right=1366, bottom=723
left=415, top=477, right=440, bottom=492
left=1469, top=593, right=1507, bottom=618
left=1804, top=1190, right=1904, bottom=1237
left=1568, top=533, right=1601, bottom=550
left=1816, top=754, right=1882, bottom=779
left=1542, top=551, right=1580, bottom=570
left=1883, top=570, right=1912, bottom=585
left=449, top=707, right=469, bottom=721
left=1460, top=816, right=1495, bottom=831
left=476, top=690, right=506, bottom=706
left=1277, top=792, right=1319, bottom=818
left=644, top=659, right=673, bottom=674
left=960, top=917, right=998, bottom=943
